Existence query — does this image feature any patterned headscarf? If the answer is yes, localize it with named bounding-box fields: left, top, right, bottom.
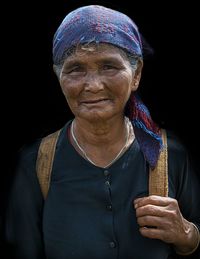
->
left=53, top=5, right=162, bottom=168
left=53, top=5, right=142, bottom=65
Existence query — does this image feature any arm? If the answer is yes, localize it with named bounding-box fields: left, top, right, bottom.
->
left=134, top=195, right=200, bottom=255
left=134, top=135, right=200, bottom=256
left=5, top=144, right=45, bottom=259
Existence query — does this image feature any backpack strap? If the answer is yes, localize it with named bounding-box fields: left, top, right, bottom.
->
left=36, top=129, right=61, bottom=199
left=149, top=129, right=168, bottom=197
left=36, top=128, right=168, bottom=199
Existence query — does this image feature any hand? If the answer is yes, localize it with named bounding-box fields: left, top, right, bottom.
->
left=134, top=195, right=199, bottom=254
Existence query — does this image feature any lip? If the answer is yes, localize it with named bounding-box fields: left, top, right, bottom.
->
left=80, top=98, right=109, bottom=104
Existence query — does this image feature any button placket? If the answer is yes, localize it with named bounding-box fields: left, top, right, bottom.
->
left=105, top=180, right=110, bottom=186
left=104, top=169, right=110, bottom=177
left=106, top=204, right=112, bottom=211
left=109, top=241, right=116, bottom=248
left=103, top=170, right=112, bottom=207
left=102, top=169, right=117, bottom=250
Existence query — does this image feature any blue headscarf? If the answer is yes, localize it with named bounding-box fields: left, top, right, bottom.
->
left=53, top=5, right=162, bottom=168
left=53, top=5, right=142, bottom=65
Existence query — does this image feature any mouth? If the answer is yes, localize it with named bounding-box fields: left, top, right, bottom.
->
left=80, top=98, right=110, bottom=104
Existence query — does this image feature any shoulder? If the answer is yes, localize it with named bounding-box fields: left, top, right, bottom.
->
left=165, top=130, right=192, bottom=183
left=16, top=122, right=71, bottom=166
left=16, top=138, right=42, bottom=169
left=166, top=130, right=188, bottom=161
left=19, top=123, right=67, bottom=156
left=165, top=129, right=196, bottom=188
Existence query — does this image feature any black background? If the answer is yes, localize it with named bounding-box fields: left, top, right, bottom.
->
left=1, top=0, right=200, bottom=256
left=3, top=0, right=199, bottom=154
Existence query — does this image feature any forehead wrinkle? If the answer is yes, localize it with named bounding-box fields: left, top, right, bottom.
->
left=52, top=5, right=143, bottom=65
left=64, top=44, right=130, bottom=66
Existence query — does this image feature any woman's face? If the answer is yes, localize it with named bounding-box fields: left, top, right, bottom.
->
left=59, top=44, right=142, bottom=122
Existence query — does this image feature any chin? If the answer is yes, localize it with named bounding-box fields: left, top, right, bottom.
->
left=77, top=109, right=116, bottom=123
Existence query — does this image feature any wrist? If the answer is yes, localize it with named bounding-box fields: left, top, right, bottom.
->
left=174, top=221, right=200, bottom=255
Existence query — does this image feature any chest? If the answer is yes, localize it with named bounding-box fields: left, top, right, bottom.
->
left=42, top=146, right=172, bottom=259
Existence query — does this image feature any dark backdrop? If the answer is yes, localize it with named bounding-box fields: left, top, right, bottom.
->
left=4, top=0, right=199, bottom=155
left=1, top=0, right=200, bottom=256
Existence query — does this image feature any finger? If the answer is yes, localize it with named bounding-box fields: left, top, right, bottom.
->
left=139, top=226, right=165, bottom=241
left=137, top=215, right=164, bottom=228
left=134, top=195, right=175, bottom=209
left=135, top=204, right=166, bottom=218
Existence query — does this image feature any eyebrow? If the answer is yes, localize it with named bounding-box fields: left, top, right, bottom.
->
left=63, top=61, right=83, bottom=68
left=64, top=56, right=125, bottom=67
left=97, top=57, right=124, bottom=65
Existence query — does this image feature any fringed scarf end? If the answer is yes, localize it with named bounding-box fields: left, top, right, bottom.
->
left=132, top=119, right=162, bottom=145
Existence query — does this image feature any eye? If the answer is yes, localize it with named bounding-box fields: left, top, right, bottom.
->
left=100, top=63, right=120, bottom=75
left=63, top=65, right=86, bottom=76
left=102, top=64, right=117, bottom=70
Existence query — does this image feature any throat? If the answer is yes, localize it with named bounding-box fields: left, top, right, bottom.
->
left=70, top=117, right=134, bottom=168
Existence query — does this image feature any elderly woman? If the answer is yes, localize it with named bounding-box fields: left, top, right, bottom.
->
left=5, top=5, right=200, bottom=259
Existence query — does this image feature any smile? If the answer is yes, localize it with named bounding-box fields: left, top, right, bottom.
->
left=81, top=99, right=110, bottom=104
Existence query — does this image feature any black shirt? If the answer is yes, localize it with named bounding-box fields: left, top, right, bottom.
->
left=5, top=122, right=200, bottom=259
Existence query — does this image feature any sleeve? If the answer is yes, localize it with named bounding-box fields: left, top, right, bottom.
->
left=167, top=133, right=200, bottom=258
left=4, top=143, right=46, bottom=259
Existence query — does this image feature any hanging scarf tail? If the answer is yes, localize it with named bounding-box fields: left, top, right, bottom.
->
left=126, top=93, right=163, bottom=168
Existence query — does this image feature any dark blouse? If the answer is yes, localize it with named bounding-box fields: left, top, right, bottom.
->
left=5, top=121, right=200, bottom=259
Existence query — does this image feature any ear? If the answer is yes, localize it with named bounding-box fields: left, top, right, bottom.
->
left=131, top=59, right=143, bottom=91
left=53, top=64, right=58, bottom=76
left=53, top=64, right=62, bottom=81
left=53, top=65, right=66, bottom=96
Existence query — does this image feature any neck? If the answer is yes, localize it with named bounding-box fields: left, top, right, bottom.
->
left=70, top=116, right=134, bottom=168
left=73, top=116, right=126, bottom=147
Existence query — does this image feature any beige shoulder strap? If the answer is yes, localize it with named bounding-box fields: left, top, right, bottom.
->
left=36, top=128, right=168, bottom=199
left=36, top=129, right=61, bottom=199
left=149, top=129, right=168, bottom=197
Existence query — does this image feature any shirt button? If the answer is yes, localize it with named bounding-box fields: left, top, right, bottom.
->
left=105, top=180, right=110, bottom=186
left=104, top=170, right=110, bottom=176
left=109, top=241, right=116, bottom=248
left=106, top=205, right=112, bottom=211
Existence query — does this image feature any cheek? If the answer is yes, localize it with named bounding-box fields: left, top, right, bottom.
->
left=60, top=79, right=81, bottom=100
left=112, top=73, right=133, bottom=95
left=115, top=69, right=133, bottom=85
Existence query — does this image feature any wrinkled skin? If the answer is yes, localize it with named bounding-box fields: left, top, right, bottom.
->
left=59, top=44, right=198, bottom=253
left=59, top=44, right=141, bottom=123
left=134, top=195, right=199, bottom=254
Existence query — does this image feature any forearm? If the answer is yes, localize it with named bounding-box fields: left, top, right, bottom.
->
left=174, top=220, right=200, bottom=255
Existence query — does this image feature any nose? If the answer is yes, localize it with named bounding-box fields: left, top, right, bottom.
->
left=84, top=71, right=104, bottom=93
